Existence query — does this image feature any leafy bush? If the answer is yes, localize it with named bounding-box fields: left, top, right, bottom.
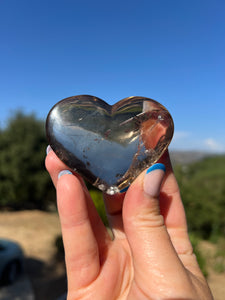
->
left=0, top=111, right=55, bottom=210
left=174, top=155, right=225, bottom=240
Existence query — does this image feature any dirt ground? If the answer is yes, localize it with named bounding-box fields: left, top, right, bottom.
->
left=0, top=210, right=225, bottom=300
left=0, top=210, right=66, bottom=300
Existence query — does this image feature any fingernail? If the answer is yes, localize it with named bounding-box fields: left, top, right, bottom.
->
left=46, top=145, right=52, bottom=155
left=144, top=163, right=166, bottom=197
left=120, top=185, right=130, bottom=193
left=58, top=170, right=73, bottom=179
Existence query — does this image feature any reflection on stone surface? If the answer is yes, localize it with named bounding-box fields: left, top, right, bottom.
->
left=46, top=95, right=174, bottom=194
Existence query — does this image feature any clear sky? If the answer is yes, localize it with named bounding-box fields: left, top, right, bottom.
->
left=0, top=0, right=225, bottom=152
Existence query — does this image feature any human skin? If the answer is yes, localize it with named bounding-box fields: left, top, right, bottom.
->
left=45, top=149, right=213, bottom=300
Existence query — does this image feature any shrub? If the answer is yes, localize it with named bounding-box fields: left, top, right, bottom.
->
left=174, top=155, right=225, bottom=240
left=0, top=111, right=55, bottom=210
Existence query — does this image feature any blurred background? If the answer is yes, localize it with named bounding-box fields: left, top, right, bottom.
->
left=0, top=0, right=224, bottom=299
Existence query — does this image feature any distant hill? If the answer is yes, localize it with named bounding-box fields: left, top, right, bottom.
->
left=169, top=150, right=217, bottom=165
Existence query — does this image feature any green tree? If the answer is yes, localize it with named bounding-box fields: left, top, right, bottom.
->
left=174, top=156, right=225, bottom=239
left=0, top=111, right=54, bottom=210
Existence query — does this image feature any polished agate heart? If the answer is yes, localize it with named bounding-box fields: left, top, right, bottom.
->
left=46, top=95, right=174, bottom=194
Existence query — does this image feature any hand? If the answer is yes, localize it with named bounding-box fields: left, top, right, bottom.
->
left=45, top=148, right=213, bottom=300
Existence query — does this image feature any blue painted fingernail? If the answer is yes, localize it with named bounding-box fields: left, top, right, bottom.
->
left=120, top=185, right=130, bottom=193
left=46, top=145, right=52, bottom=155
left=146, top=163, right=166, bottom=174
left=144, top=163, right=166, bottom=197
left=58, top=170, right=73, bottom=179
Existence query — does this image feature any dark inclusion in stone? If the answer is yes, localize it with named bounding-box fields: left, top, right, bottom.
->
left=46, top=95, right=174, bottom=195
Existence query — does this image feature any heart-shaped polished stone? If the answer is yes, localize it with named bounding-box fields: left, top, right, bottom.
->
left=46, top=95, right=174, bottom=194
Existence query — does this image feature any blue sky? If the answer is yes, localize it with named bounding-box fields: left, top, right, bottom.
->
left=0, top=0, right=225, bottom=152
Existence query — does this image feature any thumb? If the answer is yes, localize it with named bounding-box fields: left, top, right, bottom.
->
left=123, top=164, right=188, bottom=294
left=123, top=163, right=167, bottom=234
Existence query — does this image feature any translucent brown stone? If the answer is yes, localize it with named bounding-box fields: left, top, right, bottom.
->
left=46, top=95, right=174, bottom=194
